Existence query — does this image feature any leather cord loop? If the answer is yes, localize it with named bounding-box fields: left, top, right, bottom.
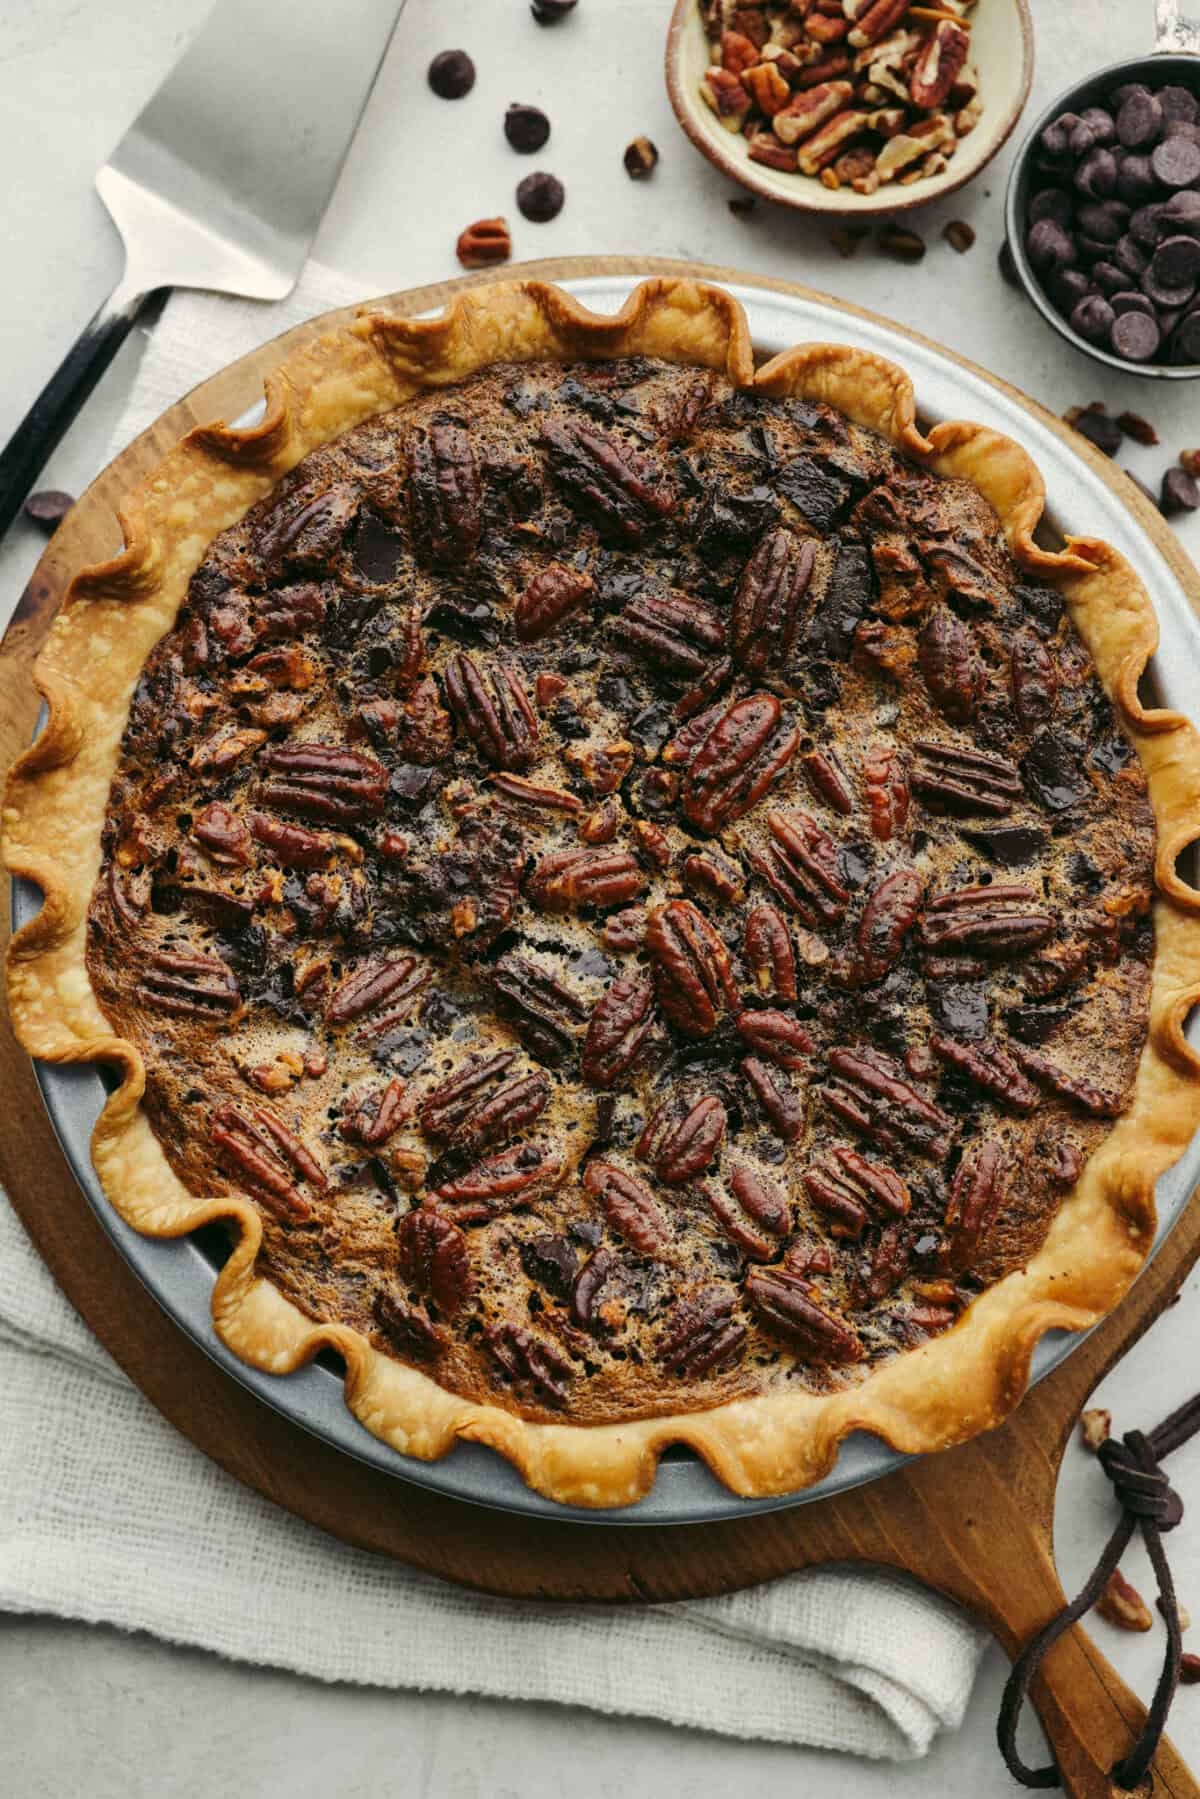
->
left=997, top=1394, right=1200, bottom=1790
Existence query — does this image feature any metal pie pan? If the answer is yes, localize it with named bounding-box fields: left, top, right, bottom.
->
left=16, top=273, right=1200, bottom=1526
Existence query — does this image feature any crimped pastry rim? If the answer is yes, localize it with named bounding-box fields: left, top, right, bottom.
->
left=6, top=275, right=1200, bottom=1509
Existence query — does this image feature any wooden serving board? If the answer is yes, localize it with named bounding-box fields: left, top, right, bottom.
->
left=5, top=257, right=1200, bottom=1797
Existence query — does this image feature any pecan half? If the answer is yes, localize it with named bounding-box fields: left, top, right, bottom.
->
left=912, top=741, right=1022, bottom=815
left=397, top=1207, right=473, bottom=1314
left=540, top=417, right=675, bottom=544
left=741, top=1055, right=805, bottom=1141
left=909, top=20, right=969, bottom=109
left=744, top=903, right=797, bottom=1002
left=372, top=1288, right=443, bottom=1360
left=191, top=725, right=267, bottom=776
left=339, top=1077, right=412, bottom=1147
left=658, top=1288, right=747, bottom=1376
left=750, top=810, right=850, bottom=928
left=419, top=1052, right=550, bottom=1154
left=704, top=1162, right=791, bottom=1260
left=259, top=743, right=388, bottom=823
left=584, top=1160, right=670, bottom=1257
left=804, top=1145, right=911, bottom=1240
left=407, top=421, right=482, bottom=566
left=639, top=1095, right=727, bottom=1185
left=773, top=80, right=854, bottom=146
left=444, top=653, right=538, bottom=771
left=854, top=868, right=925, bottom=983
left=581, top=973, right=656, bottom=1089
left=490, top=772, right=582, bottom=815
left=804, top=748, right=855, bottom=815
left=484, top=1321, right=571, bottom=1407
left=731, top=530, right=816, bottom=674
left=514, top=562, right=595, bottom=642
left=455, top=217, right=511, bottom=268
left=646, top=899, right=739, bottom=1037
left=919, top=607, right=982, bottom=723
left=734, top=1009, right=814, bottom=1069
left=744, top=1267, right=865, bottom=1362
left=326, top=955, right=429, bottom=1029
left=683, top=694, right=799, bottom=833
left=931, top=1034, right=1040, bottom=1112
left=249, top=813, right=336, bottom=869
left=943, top=1140, right=1009, bottom=1272
left=433, top=1141, right=565, bottom=1222
left=137, top=950, right=240, bottom=1021
left=864, top=744, right=909, bottom=841
left=919, top=885, right=1055, bottom=958
left=1009, top=1042, right=1127, bottom=1117
left=209, top=1104, right=323, bottom=1219
left=1096, top=1570, right=1154, bottom=1633
left=526, top=846, right=647, bottom=913
left=682, top=848, right=746, bottom=906
left=822, top=1046, right=952, bottom=1158
left=1011, top=628, right=1059, bottom=731
left=571, top=1248, right=614, bottom=1330
left=493, top=953, right=589, bottom=1066
left=611, top=588, right=726, bottom=681
left=192, top=802, right=251, bottom=866
left=251, top=482, right=358, bottom=579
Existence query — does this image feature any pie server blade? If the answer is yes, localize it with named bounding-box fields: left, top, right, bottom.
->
left=0, top=0, right=407, bottom=537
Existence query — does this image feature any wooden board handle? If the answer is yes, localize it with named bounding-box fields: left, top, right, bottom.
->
left=1031, top=1628, right=1199, bottom=1799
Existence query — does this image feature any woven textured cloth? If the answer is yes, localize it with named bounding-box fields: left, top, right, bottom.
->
left=0, top=264, right=987, bottom=1759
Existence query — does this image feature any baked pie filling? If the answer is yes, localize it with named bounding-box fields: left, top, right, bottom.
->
left=85, top=351, right=1158, bottom=1428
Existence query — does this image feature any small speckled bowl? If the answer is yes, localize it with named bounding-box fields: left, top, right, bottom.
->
left=1004, top=23, right=1200, bottom=379
left=665, top=0, right=1034, bottom=217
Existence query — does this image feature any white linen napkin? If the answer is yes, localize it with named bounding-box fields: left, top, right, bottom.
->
left=0, top=262, right=988, bottom=1759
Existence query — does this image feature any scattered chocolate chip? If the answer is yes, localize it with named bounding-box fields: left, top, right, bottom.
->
left=516, top=170, right=565, bottom=222
left=729, top=193, right=758, bottom=218
left=427, top=49, right=475, bottom=100
left=998, top=237, right=1022, bottom=288
left=22, top=489, right=74, bottom=531
left=878, top=224, right=925, bottom=264
left=830, top=223, right=868, bottom=258
left=1116, top=410, right=1159, bottom=446
left=1161, top=466, right=1200, bottom=516
left=1152, top=135, right=1200, bottom=189
left=1070, top=293, right=1115, bottom=343
left=1067, top=406, right=1123, bottom=456
left=531, top=0, right=577, bottom=19
left=623, top=135, right=659, bottom=180
left=505, top=103, right=550, bottom=153
left=1111, top=308, right=1161, bottom=362
left=943, top=220, right=975, bottom=254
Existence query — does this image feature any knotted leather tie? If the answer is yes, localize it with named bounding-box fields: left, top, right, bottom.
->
left=998, top=1394, right=1200, bottom=1789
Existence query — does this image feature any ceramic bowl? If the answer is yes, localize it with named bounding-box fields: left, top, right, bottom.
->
left=665, top=0, right=1034, bottom=217
left=1004, top=51, right=1200, bottom=380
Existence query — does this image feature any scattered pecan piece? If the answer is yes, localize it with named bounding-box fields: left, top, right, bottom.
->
left=646, top=899, right=739, bottom=1037
left=582, top=973, right=656, bottom=1089
left=397, top=1207, right=473, bottom=1314
left=526, top=845, right=647, bottom=913
left=639, top=1095, right=727, bottom=1185
left=584, top=1160, right=670, bottom=1257
left=456, top=217, right=511, bottom=268
left=1096, top=1569, right=1154, bottom=1633
left=744, top=903, right=797, bottom=1002
left=659, top=1288, right=746, bottom=1376
left=822, top=1046, right=952, bottom=1158
left=1081, top=1408, right=1112, bottom=1452
left=744, top=1267, right=865, bottom=1363
left=444, top=653, right=539, bottom=771
left=683, top=693, right=799, bottom=833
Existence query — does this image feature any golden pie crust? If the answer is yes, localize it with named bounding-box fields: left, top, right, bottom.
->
left=7, top=276, right=1200, bottom=1509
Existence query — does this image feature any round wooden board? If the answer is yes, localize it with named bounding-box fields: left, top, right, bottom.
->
left=5, top=257, right=1200, bottom=1796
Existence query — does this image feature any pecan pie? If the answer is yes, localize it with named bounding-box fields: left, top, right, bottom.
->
left=8, top=278, right=1200, bottom=1508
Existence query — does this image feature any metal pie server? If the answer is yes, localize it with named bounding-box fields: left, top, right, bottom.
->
left=0, top=0, right=407, bottom=536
